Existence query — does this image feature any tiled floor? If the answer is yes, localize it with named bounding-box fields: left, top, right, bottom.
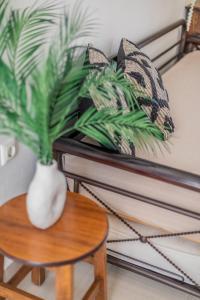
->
left=5, top=262, right=197, bottom=300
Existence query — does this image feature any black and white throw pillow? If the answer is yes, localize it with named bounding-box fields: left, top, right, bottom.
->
left=117, top=38, right=175, bottom=140
left=85, top=46, right=135, bottom=155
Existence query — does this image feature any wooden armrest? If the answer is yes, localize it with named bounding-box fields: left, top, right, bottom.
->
left=53, top=138, right=200, bottom=193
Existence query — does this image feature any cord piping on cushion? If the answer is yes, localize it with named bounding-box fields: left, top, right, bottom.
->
left=108, top=230, right=200, bottom=243
left=79, top=182, right=200, bottom=288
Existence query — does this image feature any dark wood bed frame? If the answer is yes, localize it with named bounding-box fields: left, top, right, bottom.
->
left=54, top=19, right=200, bottom=298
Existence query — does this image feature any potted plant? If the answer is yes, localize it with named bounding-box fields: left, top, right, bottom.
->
left=0, top=0, right=164, bottom=229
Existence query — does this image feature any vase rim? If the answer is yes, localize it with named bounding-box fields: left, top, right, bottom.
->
left=36, top=160, right=57, bottom=169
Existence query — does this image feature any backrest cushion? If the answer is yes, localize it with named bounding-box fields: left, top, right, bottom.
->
left=87, top=46, right=110, bottom=69
left=117, top=38, right=175, bottom=140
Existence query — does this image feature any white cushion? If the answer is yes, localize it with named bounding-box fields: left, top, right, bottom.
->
left=137, top=51, right=200, bottom=175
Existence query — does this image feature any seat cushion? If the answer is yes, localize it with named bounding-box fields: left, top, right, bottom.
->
left=137, top=51, right=200, bottom=175
left=108, top=215, right=200, bottom=285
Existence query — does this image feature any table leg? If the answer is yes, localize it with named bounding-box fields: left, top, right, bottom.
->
left=94, top=244, right=107, bottom=300
left=0, top=255, right=5, bottom=300
left=31, top=268, right=45, bottom=286
left=56, top=265, right=74, bottom=300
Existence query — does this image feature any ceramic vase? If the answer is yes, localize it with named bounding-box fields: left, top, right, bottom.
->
left=26, top=160, right=67, bottom=229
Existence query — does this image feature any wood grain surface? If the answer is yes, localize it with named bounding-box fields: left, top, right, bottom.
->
left=0, top=192, right=108, bottom=267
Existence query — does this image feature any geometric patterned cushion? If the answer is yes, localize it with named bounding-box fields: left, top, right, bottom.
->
left=87, top=46, right=110, bottom=69
left=117, top=38, right=175, bottom=140
left=86, top=46, right=135, bottom=155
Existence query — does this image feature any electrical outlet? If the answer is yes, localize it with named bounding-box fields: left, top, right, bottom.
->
left=0, top=137, right=16, bottom=167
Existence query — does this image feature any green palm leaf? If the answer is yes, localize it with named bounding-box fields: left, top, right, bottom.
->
left=74, top=108, right=166, bottom=154
left=0, top=0, right=9, bottom=56
left=0, top=0, right=8, bottom=24
left=6, top=0, right=57, bottom=82
left=81, top=64, right=139, bottom=111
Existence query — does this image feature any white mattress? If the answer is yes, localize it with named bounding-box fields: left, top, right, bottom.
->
left=62, top=51, right=200, bottom=284
left=138, top=50, right=200, bottom=175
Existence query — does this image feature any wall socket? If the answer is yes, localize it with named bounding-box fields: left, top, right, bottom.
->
left=0, top=137, right=17, bottom=167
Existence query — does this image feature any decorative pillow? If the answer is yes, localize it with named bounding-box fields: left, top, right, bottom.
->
left=117, top=38, right=175, bottom=140
left=87, top=46, right=110, bottom=69
left=85, top=46, right=135, bottom=155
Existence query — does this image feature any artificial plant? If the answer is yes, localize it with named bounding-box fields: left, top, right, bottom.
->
left=0, top=0, right=165, bottom=165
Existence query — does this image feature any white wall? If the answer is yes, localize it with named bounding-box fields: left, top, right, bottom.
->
left=12, top=0, right=190, bottom=55
left=75, top=0, right=188, bottom=55
left=0, top=140, right=36, bottom=204
left=0, top=0, right=189, bottom=203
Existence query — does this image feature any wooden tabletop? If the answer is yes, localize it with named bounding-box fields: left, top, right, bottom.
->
left=0, top=192, right=108, bottom=267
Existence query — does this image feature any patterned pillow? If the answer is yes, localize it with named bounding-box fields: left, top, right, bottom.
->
left=117, top=38, right=175, bottom=140
left=85, top=46, right=135, bottom=155
left=87, top=46, right=110, bottom=69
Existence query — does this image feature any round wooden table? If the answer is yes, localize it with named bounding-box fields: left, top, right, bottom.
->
left=0, top=192, right=108, bottom=300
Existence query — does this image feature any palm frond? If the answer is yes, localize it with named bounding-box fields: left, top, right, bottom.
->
left=49, top=52, right=89, bottom=128
left=0, top=103, right=38, bottom=154
left=81, top=64, right=140, bottom=112
left=0, top=0, right=9, bottom=24
left=0, top=0, right=9, bottom=57
left=6, top=0, right=57, bottom=82
left=74, top=108, right=166, bottom=154
left=0, top=58, right=17, bottom=106
left=0, top=57, right=36, bottom=131
left=49, top=0, right=96, bottom=76
left=31, top=1, right=96, bottom=146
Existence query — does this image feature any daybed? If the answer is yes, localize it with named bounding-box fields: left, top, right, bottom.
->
left=54, top=20, right=200, bottom=298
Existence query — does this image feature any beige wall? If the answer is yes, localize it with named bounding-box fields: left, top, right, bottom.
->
left=0, top=0, right=189, bottom=203
left=13, top=0, right=189, bottom=55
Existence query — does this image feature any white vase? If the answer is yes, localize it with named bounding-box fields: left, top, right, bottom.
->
left=27, top=160, right=67, bottom=230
